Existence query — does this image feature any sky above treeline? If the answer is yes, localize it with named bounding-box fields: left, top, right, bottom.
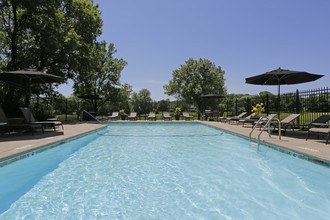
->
left=58, top=0, right=330, bottom=100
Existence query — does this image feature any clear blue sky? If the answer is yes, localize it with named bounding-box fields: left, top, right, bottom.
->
left=58, top=0, right=330, bottom=100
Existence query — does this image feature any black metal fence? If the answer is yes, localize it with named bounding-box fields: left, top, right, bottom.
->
left=223, top=94, right=277, bottom=118
left=296, top=87, right=329, bottom=124
left=224, top=87, right=329, bottom=125
left=28, top=87, right=329, bottom=124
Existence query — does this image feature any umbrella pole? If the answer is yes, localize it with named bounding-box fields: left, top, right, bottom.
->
left=25, top=79, right=31, bottom=107
left=278, top=84, right=280, bottom=118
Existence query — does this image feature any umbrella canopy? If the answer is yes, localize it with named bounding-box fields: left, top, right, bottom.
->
left=78, top=94, right=102, bottom=113
left=0, top=69, right=64, bottom=84
left=245, top=67, right=324, bottom=85
left=77, top=94, right=102, bottom=100
left=201, top=94, right=224, bottom=99
left=200, top=94, right=224, bottom=118
left=245, top=67, right=324, bottom=116
left=0, top=69, right=65, bottom=106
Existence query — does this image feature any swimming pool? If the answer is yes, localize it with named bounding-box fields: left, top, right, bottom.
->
left=0, top=123, right=329, bottom=219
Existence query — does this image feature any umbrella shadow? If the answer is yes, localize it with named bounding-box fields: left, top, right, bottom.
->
left=271, top=129, right=308, bottom=140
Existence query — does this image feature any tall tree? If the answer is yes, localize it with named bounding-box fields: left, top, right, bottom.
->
left=131, top=88, right=153, bottom=114
left=164, top=58, right=226, bottom=111
left=157, top=99, right=171, bottom=112
left=73, top=42, right=127, bottom=112
left=0, top=0, right=103, bottom=113
left=0, top=0, right=103, bottom=76
left=115, top=83, right=133, bottom=113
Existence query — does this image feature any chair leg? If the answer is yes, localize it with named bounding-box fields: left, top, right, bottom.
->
left=30, top=126, right=35, bottom=135
left=306, top=130, right=310, bottom=141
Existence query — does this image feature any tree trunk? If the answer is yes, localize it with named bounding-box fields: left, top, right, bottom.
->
left=8, top=0, right=18, bottom=70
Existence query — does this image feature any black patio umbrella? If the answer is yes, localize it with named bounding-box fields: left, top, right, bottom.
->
left=77, top=94, right=102, bottom=100
left=0, top=69, right=65, bottom=106
left=245, top=67, right=324, bottom=116
left=200, top=94, right=225, bottom=120
left=78, top=94, right=102, bottom=114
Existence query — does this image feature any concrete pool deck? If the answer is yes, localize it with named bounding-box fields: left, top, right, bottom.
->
left=0, top=120, right=329, bottom=166
left=0, top=122, right=107, bottom=163
left=200, top=120, right=330, bottom=165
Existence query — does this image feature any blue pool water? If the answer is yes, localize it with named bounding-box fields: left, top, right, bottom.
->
left=0, top=123, right=330, bottom=219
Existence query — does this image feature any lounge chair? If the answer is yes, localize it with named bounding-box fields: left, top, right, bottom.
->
left=203, top=110, right=212, bottom=120
left=306, top=127, right=330, bottom=144
left=272, top=114, right=300, bottom=135
left=237, top=112, right=258, bottom=126
left=226, top=112, right=247, bottom=124
left=211, top=110, right=220, bottom=120
left=109, top=112, right=119, bottom=120
left=286, top=114, right=330, bottom=130
left=20, top=107, right=63, bottom=131
left=216, top=111, right=227, bottom=122
left=0, top=105, right=43, bottom=135
left=182, top=112, right=193, bottom=120
left=148, top=112, right=156, bottom=120
left=128, top=112, right=137, bottom=120
left=163, top=112, right=172, bottom=120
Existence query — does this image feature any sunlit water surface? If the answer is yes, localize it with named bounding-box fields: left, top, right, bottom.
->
left=0, top=123, right=329, bottom=219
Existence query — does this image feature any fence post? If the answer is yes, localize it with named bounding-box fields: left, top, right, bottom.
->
left=327, top=87, right=329, bottom=113
left=246, top=98, right=250, bottom=114
left=266, top=94, right=269, bottom=116
left=296, top=89, right=300, bottom=114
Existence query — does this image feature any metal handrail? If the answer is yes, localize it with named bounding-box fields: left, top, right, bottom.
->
left=257, top=116, right=281, bottom=145
left=249, top=117, right=267, bottom=139
left=82, top=110, right=102, bottom=123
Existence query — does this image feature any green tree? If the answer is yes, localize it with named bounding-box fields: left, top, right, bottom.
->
left=164, top=58, right=226, bottom=111
left=131, top=88, right=153, bottom=115
left=73, top=42, right=127, bottom=112
left=107, top=83, right=133, bottom=114
left=0, top=0, right=102, bottom=76
left=157, top=99, right=171, bottom=112
left=0, top=0, right=103, bottom=113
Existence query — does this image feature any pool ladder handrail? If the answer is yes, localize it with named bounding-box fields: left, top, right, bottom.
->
left=249, top=115, right=281, bottom=145
left=82, top=110, right=103, bottom=124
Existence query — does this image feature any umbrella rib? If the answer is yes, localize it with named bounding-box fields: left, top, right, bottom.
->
left=262, top=74, right=280, bottom=85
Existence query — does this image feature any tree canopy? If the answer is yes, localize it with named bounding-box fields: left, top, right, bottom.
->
left=164, top=58, right=226, bottom=110
left=0, top=0, right=129, bottom=115
left=0, top=0, right=103, bottom=76
left=73, top=42, right=127, bottom=112
left=131, top=88, right=153, bottom=114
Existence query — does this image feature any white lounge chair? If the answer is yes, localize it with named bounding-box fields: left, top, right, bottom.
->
left=148, top=112, right=156, bottom=120
left=183, top=112, right=193, bottom=120
left=128, top=112, right=137, bottom=120
left=109, top=112, right=119, bottom=120
left=163, top=112, right=172, bottom=120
